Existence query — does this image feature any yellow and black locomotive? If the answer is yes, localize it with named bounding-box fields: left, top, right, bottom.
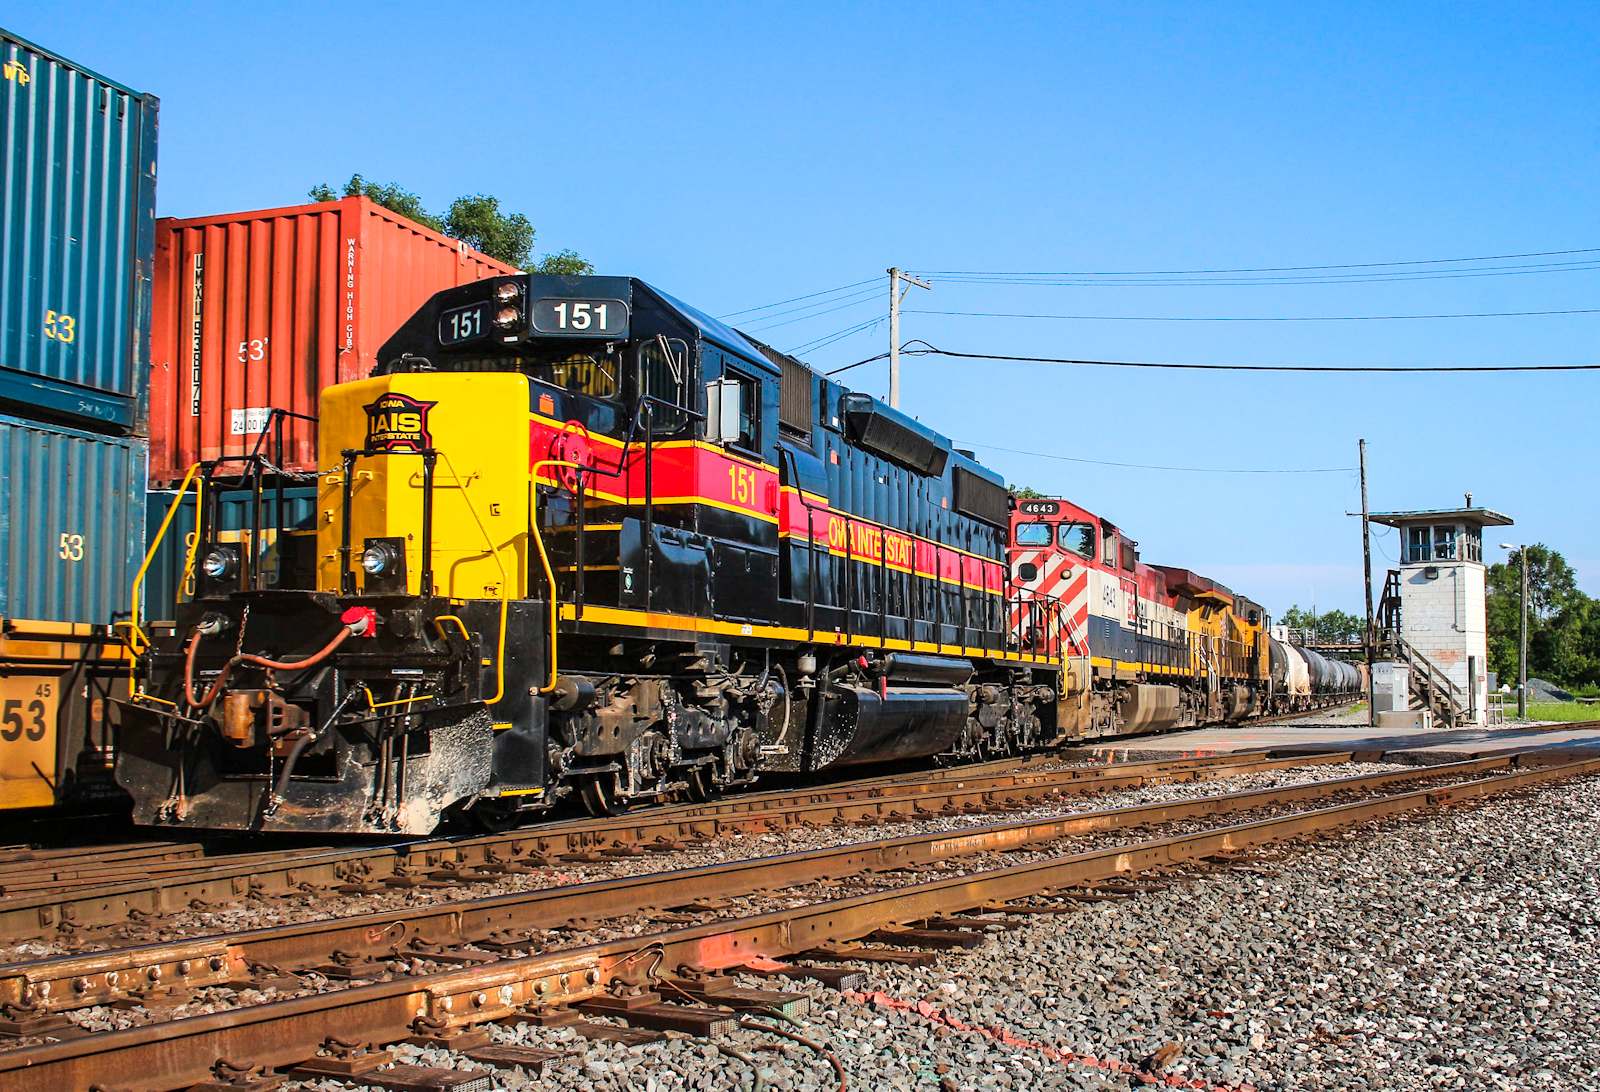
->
left=119, top=276, right=1066, bottom=833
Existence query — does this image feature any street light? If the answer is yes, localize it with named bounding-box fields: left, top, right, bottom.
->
left=1499, top=542, right=1528, bottom=719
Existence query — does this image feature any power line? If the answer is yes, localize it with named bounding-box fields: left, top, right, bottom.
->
left=908, top=263, right=1600, bottom=288
left=718, top=278, right=877, bottom=320
left=743, top=289, right=880, bottom=332
left=958, top=440, right=1356, bottom=475
left=909, top=245, right=1600, bottom=277
left=904, top=306, right=1600, bottom=323
left=898, top=341, right=1600, bottom=373
left=824, top=351, right=889, bottom=376
left=789, top=316, right=884, bottom=355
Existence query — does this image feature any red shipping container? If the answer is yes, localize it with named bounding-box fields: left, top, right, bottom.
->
left=148, top=196, right=516, bottom=485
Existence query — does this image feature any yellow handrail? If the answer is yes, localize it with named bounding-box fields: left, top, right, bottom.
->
left=438, top=451, right=510, bottom=706
left=119, top=463, right=203, bottom=679
left=527, top=459, right=589, bottom=694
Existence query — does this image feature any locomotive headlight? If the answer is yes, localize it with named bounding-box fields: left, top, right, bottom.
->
left=493, top=305, right=521, bottom=328
left=361, top=541, right=401, bottom=578
left=494, top=281, right=522, bottom=302
left=201, top=544, right=240, bottom=580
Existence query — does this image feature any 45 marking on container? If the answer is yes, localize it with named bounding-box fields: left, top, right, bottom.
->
left=43, top=310, right=76, bottom=343
left=0, top=678, right=54, bottom=743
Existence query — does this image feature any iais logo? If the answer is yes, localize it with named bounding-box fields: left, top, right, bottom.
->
left=364, top=393, right=438, bottom=453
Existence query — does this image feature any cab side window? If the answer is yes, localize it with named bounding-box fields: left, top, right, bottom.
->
left=725, top=368, right=759, bottom=450
left=1101, top=527, right=1116, bottom=566
left=640, top=338, right=690, bottom=432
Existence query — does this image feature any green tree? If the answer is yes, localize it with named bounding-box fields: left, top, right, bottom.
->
left=310, top=174, right=442, bottom=231
left=308, top=178, right=590, bottom=271
left=1487, top=544, right=1598, bottom=687
left=1279, top=604, right=1364, bottom=644
left=534, top=249, right=595, bottom=276
left=1010, top=484, right=1047, bottom=498
left=443, top=194, right=535, bottom=269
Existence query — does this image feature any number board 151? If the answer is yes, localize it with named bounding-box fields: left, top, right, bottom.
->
left=532, top=298, right=629, bottom=337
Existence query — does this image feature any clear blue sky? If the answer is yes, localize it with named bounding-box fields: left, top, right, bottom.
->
left=16, top=2, right=1599, bottom=617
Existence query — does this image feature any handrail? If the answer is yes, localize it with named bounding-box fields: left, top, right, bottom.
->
left=528, top=459, right=591, bottom=694
left=1391, top=634, right=1467, bottom=721
left=438, top=451, right=509, bottom=707
left=118, top=462, right=204, bottom=678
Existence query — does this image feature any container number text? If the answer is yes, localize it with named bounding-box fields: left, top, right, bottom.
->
left=43, top=310, right=76, bottom=343
left=58, top=533, right=84, bottom=561
left=1, top=683, right=50, bottom=742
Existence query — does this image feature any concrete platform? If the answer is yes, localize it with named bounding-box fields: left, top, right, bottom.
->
left=1084, top=717, right=1600, bottom=765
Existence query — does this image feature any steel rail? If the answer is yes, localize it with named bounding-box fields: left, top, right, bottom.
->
left=6, top=755, right=1593, bottom=1092
left=0, top=844, right=202, bottom=874
left=0, top=752, right=1303, bottom=940
left=0, top=754, right=1515, bottom=1015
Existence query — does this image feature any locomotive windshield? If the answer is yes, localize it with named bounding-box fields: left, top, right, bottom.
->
left=1014, top=522, right=1051, bottom=547
left=1057, top=521, right=1096, bottom=559
left=414, top=344, right=623, bottom=401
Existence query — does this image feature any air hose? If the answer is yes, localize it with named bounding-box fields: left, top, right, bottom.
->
left=184, top=618, right=365, bottom=710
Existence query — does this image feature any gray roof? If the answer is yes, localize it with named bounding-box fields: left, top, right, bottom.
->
left=1368, top=507, right=1513, bottom=529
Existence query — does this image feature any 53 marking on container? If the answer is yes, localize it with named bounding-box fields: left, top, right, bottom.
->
left=237, top=337, right=269, bottom=364
left=58, top=533, right=84, bottom=561
left=43, top=310, right=76, bottom=343
left=0, top=678, right=55, bottom=743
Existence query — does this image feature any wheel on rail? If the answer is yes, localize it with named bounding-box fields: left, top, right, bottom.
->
left=579, top=775, right=627, bottom=817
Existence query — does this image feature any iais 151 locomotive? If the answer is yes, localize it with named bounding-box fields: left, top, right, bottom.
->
left=120, top=274, right=1359, bottom=834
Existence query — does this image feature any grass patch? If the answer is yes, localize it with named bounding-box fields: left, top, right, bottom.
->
left=1521, top=701, right=1600, bottom=722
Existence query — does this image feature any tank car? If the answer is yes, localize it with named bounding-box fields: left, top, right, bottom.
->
left=117, top=275, right=1064, bottom=833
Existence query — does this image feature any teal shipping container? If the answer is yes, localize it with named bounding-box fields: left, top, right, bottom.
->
left=0, top=414, right=147, bottom=626
left=142, top=486, right=318, bottom=624
left=0, top=28, right=158, bottom=433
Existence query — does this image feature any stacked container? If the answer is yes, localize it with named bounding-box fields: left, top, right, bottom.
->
left=0, top=28, right=159, bottom=809
left=147, top=195, right=517, bottom=485
left=139, top=196, right=517, bottom=647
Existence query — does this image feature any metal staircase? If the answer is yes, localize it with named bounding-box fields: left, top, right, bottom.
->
left=1375, top=569, right=1470, bottom=729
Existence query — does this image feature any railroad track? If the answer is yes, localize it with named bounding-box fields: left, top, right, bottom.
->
left=0, top=750, right=1293, bottom=941
left=0, top=750, right=1593, bottom=1090
left=0, top=705, right=1368, bottom=911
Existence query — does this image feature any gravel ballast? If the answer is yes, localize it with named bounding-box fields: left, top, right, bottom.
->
left=272, top=770, right=1600, bottom=1091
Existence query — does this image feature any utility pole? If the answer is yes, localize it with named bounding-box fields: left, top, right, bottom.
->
left=887, top=267, right=930, bottom=409
left=1519, top=544, right=1529, bottom=719
left=1498, top=540, right=1530, bottom=719
left=1360, top=439, right=1376, bottom=726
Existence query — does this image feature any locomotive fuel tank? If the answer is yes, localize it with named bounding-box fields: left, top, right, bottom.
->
left=810, top=685, right=969, bottom=768
left=1117, top=683, right=1181, bottom=734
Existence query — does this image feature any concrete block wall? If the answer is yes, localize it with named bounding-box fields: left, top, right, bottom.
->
left=1399, top=561, right=1488, bottom=723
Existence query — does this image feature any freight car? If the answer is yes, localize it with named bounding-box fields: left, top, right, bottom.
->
left=120, top=275, right=1066, bottom=833
left=1008, top=496, right=1365, bottom=734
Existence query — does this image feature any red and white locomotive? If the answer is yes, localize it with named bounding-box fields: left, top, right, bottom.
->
left=1007, top=496, right=1362, bottom=736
